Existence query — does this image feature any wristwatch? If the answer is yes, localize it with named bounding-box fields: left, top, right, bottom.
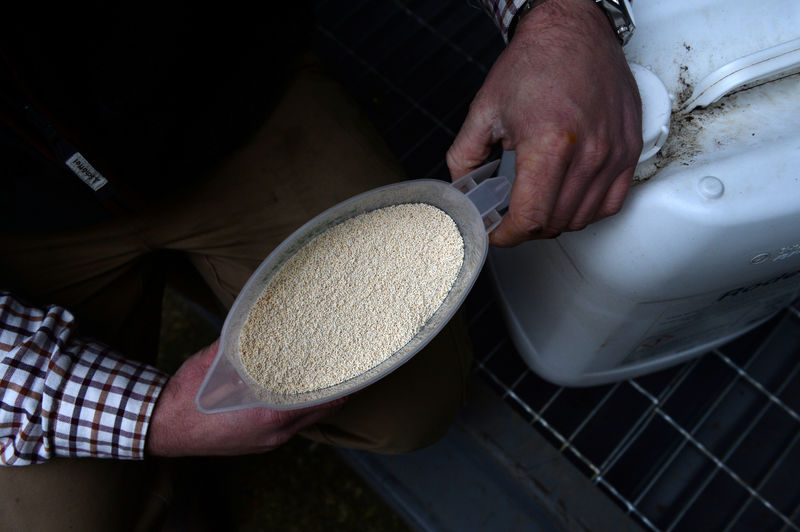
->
left=508, top=0, right=636, bottom=45
left=595, top=0, right=636, bottom=45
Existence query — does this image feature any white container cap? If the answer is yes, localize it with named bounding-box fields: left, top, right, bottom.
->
left=630, top=62, right=671, bottom=163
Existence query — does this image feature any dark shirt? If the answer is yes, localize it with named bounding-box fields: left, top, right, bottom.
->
left=1, top=3, right=307, bottom=232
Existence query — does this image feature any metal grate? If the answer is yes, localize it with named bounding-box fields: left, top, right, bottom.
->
left=310, top=1, right=800, bottom=530
left=311, top=0, right=503, bottom=180
left=470, top=272, right=800, bottom=531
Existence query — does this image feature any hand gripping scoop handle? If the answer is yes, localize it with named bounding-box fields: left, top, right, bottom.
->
left=195, top=161, right=510, bottom=413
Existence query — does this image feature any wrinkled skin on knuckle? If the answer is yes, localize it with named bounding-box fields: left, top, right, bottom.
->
left=446, top=137, right=486, bottom=167
left=595, top=179, right=631, bottom=220
left=538, top=126, right=578, bottom=155
left=444, top=145, right=461, bottom=172
left=448, top=97, right=501, bottom=175
left=509, top=208, right=547, bottom=240
left=566, top=218, right=590, bottom=232
left=465, top=91, right=503, bottom=131
left=468, top=91, right=497, bottom=116
left=582, top=134, right=613, bottom=166
left=540, top=228, right=564, bottom=239
left=546, top=213, right=574, bottom=234
left=602, top=198, right=625, bottom=218
left=601, top=185, right=629, bottom=218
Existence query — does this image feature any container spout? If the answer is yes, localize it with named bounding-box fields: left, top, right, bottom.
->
left=195, top=347, right=262, bottom=413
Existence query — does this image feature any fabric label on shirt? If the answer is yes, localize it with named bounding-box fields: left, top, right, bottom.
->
left=65, top=152, right=108, bottom=191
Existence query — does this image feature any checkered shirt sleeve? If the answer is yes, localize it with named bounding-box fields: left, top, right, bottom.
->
left=0, top=292, right=169, bottom=465
left=479, top=0, right=528, bottom=41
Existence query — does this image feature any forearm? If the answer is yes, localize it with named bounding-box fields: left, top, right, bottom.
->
left=0, top=291, right=168, bottom=465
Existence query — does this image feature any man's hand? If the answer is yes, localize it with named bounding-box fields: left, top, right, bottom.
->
left=447, top=0, right=642, bottom=246
left=146, top=340, right=345, bottom=457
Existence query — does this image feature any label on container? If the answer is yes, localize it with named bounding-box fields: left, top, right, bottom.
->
left=621, top=276, right=800, bottom=365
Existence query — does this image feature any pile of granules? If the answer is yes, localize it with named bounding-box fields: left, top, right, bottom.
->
left=239, top=202, right=464, bottom=395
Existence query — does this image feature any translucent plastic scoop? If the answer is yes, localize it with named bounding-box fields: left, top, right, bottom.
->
left=195, top=160, right=510, bottom=412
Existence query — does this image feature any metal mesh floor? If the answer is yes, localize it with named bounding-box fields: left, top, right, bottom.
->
left=310, top=2, right=800, bottom=530
left=470, top=272, right=800, bottom=531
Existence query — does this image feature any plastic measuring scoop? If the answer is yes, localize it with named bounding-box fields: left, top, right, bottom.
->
left=195, top=160, right=510, bottom=413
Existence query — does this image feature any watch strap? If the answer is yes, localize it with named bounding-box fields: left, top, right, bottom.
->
left=594, top=0, right=636, bottom=45
left=507, top=0, right=635, bottom=44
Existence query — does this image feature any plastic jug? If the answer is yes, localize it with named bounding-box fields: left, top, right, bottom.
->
left=488, top=0, right=800, bottom=386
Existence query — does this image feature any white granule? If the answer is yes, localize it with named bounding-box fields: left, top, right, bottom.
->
left=239, top=203, right=464, bottom=395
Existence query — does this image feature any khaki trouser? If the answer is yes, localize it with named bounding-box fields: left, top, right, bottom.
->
left=0, top=56, right=472, bottom=531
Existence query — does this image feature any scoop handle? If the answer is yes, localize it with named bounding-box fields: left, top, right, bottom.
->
left=451, top=160, right=512, bottom=232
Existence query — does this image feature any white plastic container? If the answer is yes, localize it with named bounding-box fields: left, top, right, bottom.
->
left=488, top=0, right=800, bottom=386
